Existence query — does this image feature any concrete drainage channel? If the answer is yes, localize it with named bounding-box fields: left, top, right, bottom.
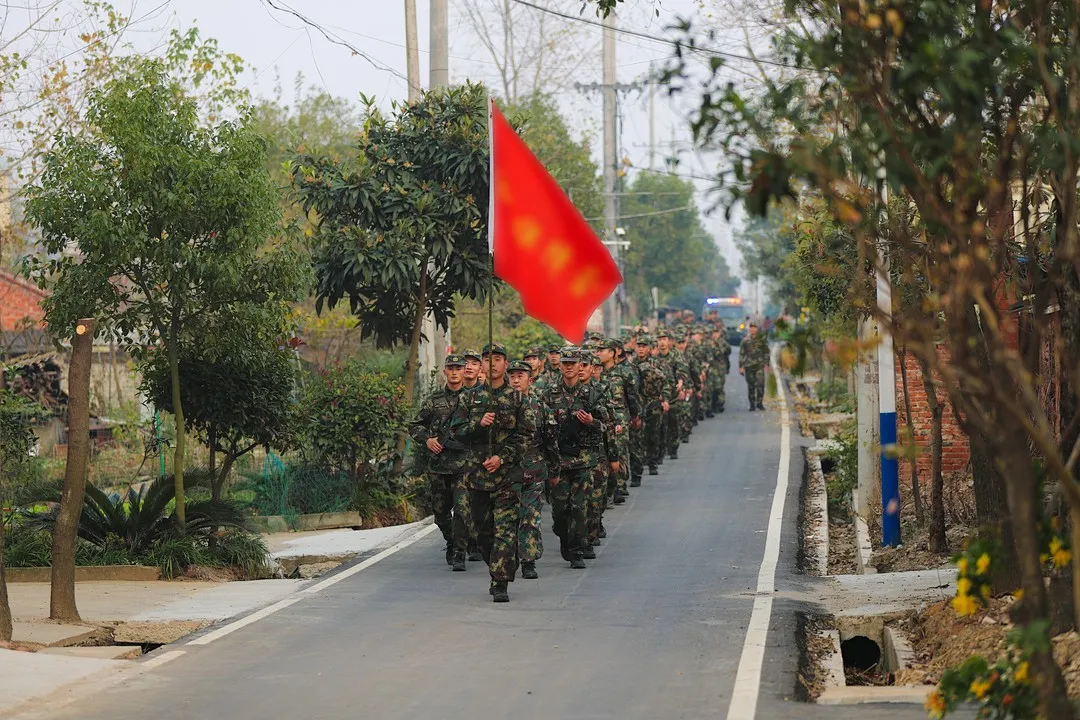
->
left=817, top=616, right=935, bottom=705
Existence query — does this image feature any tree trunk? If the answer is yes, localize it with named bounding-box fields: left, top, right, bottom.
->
left=207, top=426, right=216, bottom=474
left=50, top=318, right=95, bottom=622
left=898, top=348, right=924, bottom=524
left=918, top=355, right=947, bottom=553
left=0, top=364, right=11, bottom=641
left=167, top=317, right=186, bottom=529
left=1001, top=442, right=1076, bottom=720
left=395, top=265, right=430, bottom=473
left=213, top=453, right=236, bottom=503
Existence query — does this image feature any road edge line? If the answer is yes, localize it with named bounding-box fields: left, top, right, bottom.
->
left=302, top=521, right=441, bottom=594
left=726, top=345, right=792, bottom=720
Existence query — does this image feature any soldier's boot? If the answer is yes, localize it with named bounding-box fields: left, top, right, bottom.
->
left=749, top=404, right=756, bottom=411
left=630, top=475, right=642, bottom=487
left=521, top=561, right=539, bottom=580
left=613, top=493, right=626, bottom=505
left=560, top=535, right=571, bottom=562
left=467, top=540, right=482, bottom=562
left=445, top=542, right=454, bottom=566
left=705, top=410, right=715, bottom=418
left=648, top=465, right=659, bottom=476
left=757, top=401, right=765, bottom=411
left=718, top=403, right=725, bottom=413
left=570, top=557, right=586, bottom=570
left=491, top=581, right=510, bottom=603
left=581, top=545, right=597, bottom=560
left=598, top=522, right=607, bottom=539
left=669, top=449, right=678, bottom=460
left=452, top=552, right=467, bottom=572
left=590, top=537, right=602, bottom=547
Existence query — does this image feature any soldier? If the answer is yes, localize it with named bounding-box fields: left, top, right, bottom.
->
left=660, top=331, right=690, bottom=456
left=653, top=330, right=680, bottom=461
left=579, top=352, right=613, bottom=553
left=707, top=324, right=731, bottom=416
left=507, top=360, right=547, bottom=580
left=619, top=336, right=646, bottom=487
left=541, top=347, right=610, bottom=569
left=524, top=346, right=544, bottom=382
left=408, top=354, right=471, bottom=569
left=455, top=343, right=532, bottom=602
left=739, top=323, right=770, bottom=411
left=676, top=332, right=699, bottom=438
left=635, top=336, right=670, bottom=476
left=598, top=338, right=634, bottom=501
left=462, top=349, right=483, bottom=390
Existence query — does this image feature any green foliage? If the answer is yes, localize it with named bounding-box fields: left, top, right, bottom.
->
left=140, top=309, right=299, bottom=475
left=291, top=83, right=492, bottom=351
left=823, top=421, right=858, bottom=521
left=930, top=624, right=1041, bottom=719
left=293, top=362, right=409, bottom=482
left=142, top=537, right=215, bottom=580
left=620, top=172, right=737, bottom=312
left=209, top=531, right=270, bottom=580
left=26, top=475, right=247, bottom=555
left=0, top=386, right=43, bottom=494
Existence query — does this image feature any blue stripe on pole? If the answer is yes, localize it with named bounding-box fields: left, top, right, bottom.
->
left=880, top=410, right=900, bottom=547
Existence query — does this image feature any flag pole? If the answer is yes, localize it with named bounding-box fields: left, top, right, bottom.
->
left=487, top=95, right=496, bottom=460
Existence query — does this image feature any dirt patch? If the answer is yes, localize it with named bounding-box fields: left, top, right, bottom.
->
left=112, top=620, right=207, bottom=645
left=828, top=518, right=858, bottom=575
left=182, top=565, right=242, bottom=582
left=0, top=640, right=38, bottom=652
left=796, top=613, right=835, bottom=702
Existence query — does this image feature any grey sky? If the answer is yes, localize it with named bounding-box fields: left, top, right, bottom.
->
left=129, top=0, right=757, bottom=292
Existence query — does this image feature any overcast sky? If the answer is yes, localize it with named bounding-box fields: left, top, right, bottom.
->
left=97, top=0, right=768, bottom=293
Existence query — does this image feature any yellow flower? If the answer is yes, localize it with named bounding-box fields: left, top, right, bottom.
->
left=925, top=690, right=947, bottom=719
left=957, top=577, right=973, bottom=596
left=969, top=677, right=993, bottom=699
left=957, top=557, right=969, bottom=574
left=1053, top=547, right=1072, bottom=569
left=976, top=553, right=991, bottom=575
left=1040, top=553, right=1050, bottom=565
left=1013, top=589, right=1025, bottom=601
left=865, top=12, right=882, bottom=29
left=1014, top=661, right=1029, bottom=684
left=1050, top=537, right=1063, bottom=555
left=980, top=584, right=991, bottom=599
left=952, top=593, right=980, bottom=617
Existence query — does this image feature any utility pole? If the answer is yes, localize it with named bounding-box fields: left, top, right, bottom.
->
left=404, top=0, right=421, bottom=101
left=876, top=174, right=900, bottom=547
left=648, top=66, right=655, bottom=171
left=429, top=0, right=448, bottom=88
left=417, top=0, right=451, bottom=393
left=601, top=10, right=619, bottom=337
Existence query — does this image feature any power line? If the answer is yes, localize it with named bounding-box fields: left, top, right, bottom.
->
left=584, top=204, right=693, bottom=222
left=260, top=0, right=409, bottom=84
left=509, top=0, right=803, bottom=70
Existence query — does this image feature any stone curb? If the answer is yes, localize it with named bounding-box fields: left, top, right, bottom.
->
left=6, top=566, right=161, bottom=583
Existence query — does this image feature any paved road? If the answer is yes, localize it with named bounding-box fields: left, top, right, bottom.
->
left=16, top=368, right=943, bottom=720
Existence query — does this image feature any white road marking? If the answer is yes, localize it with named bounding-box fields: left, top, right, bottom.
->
left=140, top=650, right=186, bottom=669
left=303, top=522, right=440, bottom=594
left=726, top=347, right=791, bottom=720
left=188, top=521, right=440, bottom=646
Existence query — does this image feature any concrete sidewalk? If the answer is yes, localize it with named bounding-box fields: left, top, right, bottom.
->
left=0, top=520, right=430, bottom=719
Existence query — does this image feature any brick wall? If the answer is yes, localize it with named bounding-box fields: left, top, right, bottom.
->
left=0, top=269, right=46, bottom=331
left=895, top=347, right=971, bottom=485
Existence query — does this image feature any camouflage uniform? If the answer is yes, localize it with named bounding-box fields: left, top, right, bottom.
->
left=408, top=362, right=471, bottom=565
left=637, top=337, right=671, bottom=473
left=541, top=353, right=612, bottom=565
left=707, top=328, right=731, bottom=414
left=667, top=344, right=692, bottom=452
left=600, top=340, right=635, bottom=499
left=617, top=352, right=644, bottom=486
left=739, top=332, right=770, bottom=410
left=456, top=361, right=532, bottom=589
left=514, top=388, right=548, bottom=565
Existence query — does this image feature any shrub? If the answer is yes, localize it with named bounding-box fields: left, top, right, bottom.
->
left=824, top=421, right=858, bottom=520
left=144, top=537, right=215, bottom=579
left=210, top=531, right=271, bottom=579
left=294, top=361, right=408, bottom=483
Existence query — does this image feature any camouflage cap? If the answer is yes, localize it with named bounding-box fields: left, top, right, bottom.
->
left=463, top=348, right=483, bottom=361
left=590, top=355, right=603, bottom=366
left=637, top=334, right=655, bottom=346
left=443, top=353, right=466, bottom=368
left=596, top=337, right=619, bottom=350
left=508, top=360, right=531, bottom=373
left=546, top=343, right=563, bottom=353
left=524, top=345, right=543, bottom=358
left=559, top=347, right=582, bottom=362
left=655, top=329, right=671, bottom=339
left=482, top=342, right=507, bottom=357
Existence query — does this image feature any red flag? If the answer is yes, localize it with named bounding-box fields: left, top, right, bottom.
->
left=488, top=99, right=621, bottom=345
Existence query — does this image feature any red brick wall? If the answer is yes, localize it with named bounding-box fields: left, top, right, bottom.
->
left=895, top=347, right=970, bottom=485
left=0, top=269, right=47, bottom=331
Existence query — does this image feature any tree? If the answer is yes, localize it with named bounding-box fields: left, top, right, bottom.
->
left=454, top=0, right=599, bottom=103
left=620, top=172, right=737, bottom=314
left=290, top=83, right=492, bottom=406
left=24, top=62, right=306, bottom=528
left=141, top=307, right=298, bottom=502
left=0, top=375, right=41, bottom=641
left=677, top=0, right=1080, bottom=712
left=0, top=6, right=251, bottom=268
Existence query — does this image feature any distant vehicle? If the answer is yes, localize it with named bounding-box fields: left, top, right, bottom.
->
left=702, top=296, right=748, bottom=345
